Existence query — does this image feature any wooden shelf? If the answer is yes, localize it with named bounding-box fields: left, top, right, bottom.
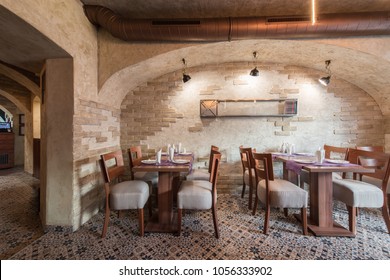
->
left=200, top=98, right=298, bottom=118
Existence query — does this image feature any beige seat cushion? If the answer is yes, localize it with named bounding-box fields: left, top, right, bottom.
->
left=134, top=172, right=158, bottom=186
left=186, top=169, right=209, bottom=181
left=360, top=175, right=390, bottom=194
left=177, top=180, right=214, bottom=209
left=257, top=179, right=308, bottom=208
left=244, top=168, right=256, bottom=185
left=110, top=180, right=149, bottom=210
left=333, top=178, right=384, bottom=208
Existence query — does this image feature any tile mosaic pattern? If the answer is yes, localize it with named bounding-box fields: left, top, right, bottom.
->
left=0, top=167, right=42, bottom=259
left=1, top=168, right=389, bottom=260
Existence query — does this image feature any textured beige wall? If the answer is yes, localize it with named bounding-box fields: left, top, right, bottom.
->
left=120, top=62, right=384, bottom=194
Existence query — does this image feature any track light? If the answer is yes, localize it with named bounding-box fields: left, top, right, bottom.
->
left=182, top=58, right=191, bottom=83
left=319, top=60, right=331, bottom=86
left=319, top=76, right=331, bottom=86
left=249, top=51, right=259, bottom=76
left=250, top=67, right=259, bottom=77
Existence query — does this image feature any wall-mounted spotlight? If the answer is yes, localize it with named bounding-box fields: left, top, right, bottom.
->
left=182, top=58, right=191, bottom=83
left=249, top=51, right=259, bottom=76
left=319, top=60, right=331, bottom=86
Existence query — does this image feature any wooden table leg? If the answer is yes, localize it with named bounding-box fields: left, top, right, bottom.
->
left=145, top=171, right=179, bottom=233
left=306, top=172, right=355, bottom=237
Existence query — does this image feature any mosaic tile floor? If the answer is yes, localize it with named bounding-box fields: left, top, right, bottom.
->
left=1, top=168, right=389, bottom=260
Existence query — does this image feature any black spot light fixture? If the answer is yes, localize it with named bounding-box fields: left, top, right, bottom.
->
left=249, top=51, right=259, bottom=76
left=319, top=60, right=332, bottom=86
left=182, top=58, right=191, bottom=83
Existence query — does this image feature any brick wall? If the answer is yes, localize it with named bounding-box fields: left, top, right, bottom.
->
left=73, top=99, right=121, bottom=227
left=120, top=62, right=384, bottom=194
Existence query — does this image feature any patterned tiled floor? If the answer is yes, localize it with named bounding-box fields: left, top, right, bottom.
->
left=1, top=168, right=389, bottom=260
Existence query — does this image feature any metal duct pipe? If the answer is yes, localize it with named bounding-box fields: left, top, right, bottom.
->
left=83, top=5, right=390, bottom=42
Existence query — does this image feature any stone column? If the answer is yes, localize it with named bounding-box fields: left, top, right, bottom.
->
left=40, top=58, right=74, bottom=229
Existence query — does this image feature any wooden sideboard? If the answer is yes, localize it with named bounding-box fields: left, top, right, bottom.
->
left=0, top=132, right=15, bottom=169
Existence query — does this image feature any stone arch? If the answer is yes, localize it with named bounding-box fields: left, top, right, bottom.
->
left=0, top=63, right=41, bottom=99
left=98, top=39, right=390, bottom=115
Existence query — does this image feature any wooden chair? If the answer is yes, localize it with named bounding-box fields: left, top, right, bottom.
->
left=177, top=151, right=222, bottom=238
left=128, top=146, right=158, bottom=204
left=186, top=145, right=219, bottom=181
left=356, top=146, right=384, bottom=152
left=332, top=148, right=390, bottom=234
left=100, top=150, right=150, bottom=238
left=239, top=146, right=256, bottom=210
left=355, top=146, right=390, bottom=212
left=252, top=152, right=308, bottom=235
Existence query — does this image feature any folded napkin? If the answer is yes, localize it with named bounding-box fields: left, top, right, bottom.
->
left=156, top=149, right=162, bottom=164
left=169, top=147, right=175, bottom=161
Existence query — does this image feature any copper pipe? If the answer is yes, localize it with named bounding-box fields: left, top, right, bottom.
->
left=84, top=5, right=390, bottom=42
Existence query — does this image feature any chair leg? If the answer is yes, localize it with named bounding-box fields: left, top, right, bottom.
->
left=387, top=194, right=390, bottom=214
left=248, top=183, right=253, bottom=210
left=102, top=206, right=110, bottom=238
left=118, top=210, right=124, bottom=218
left=347, top=205, right=357, bottom=235
left=241, top=176, right=246, bottom=198
left=263, top=204, right=271, bottom=235
left=252, top=198, right=258, bottom=216
left=148, top=196, right=153, bottom=218
left=283, top=208, right=288, bottom=217
left=381, top=194, right=390, bottom=233
left=138, top=208, right=144, bottom=237
left=177, top=208, right=182, bottom=236
left=212, top=205, right=220, bottom=239
left=301, top=207, right=308, bottom=235
left=299, top=176, right=305, bottom=189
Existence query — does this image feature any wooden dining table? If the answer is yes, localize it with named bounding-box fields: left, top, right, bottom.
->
left=274, top=154, right=374, bottom=237
left=132, top=154, right=193, bottom=233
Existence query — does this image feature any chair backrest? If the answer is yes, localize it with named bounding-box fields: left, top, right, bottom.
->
left=209, top=151, right=222, bottom=196
left=324, top=144, right=348, bottom=160
left=239, top=146, right=255, bottom=170
left=128, top=146, right=143, bottom=180
left=252, top=153, right=274, bottom=184
left=356, top=146, right=384, bottom=152
left=208, top=145, right=220, bottom=173
left=347, top=148, right=390, bottom=192
left=100, top=150, right=125, bottom=184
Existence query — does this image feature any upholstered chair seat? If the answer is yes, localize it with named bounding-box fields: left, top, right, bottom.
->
left=177, top=180, right=214, bottom=209
left=359, top=176, right=390, bottom=195
left=257, top=179, right=308, bottom=209
left=333, top=179, right=383, bottom=208
left=110, top=180, right=150, bottom=210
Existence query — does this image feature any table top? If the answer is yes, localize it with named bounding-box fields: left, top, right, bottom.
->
left=272, top=152, right=374, bottom=174
left=132, top=154, right=193, bottom=173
